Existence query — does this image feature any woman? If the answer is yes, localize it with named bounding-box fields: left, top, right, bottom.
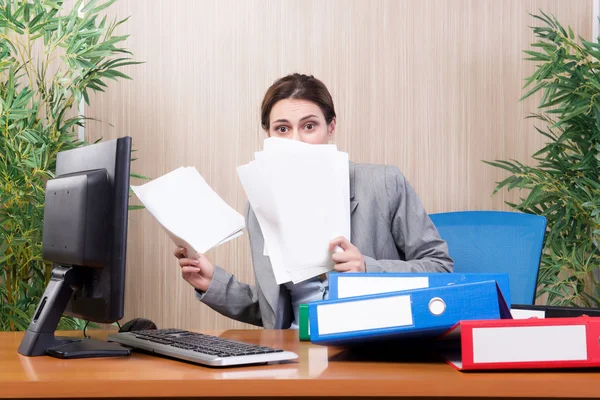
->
left=174, top=74, right=453, bottom=329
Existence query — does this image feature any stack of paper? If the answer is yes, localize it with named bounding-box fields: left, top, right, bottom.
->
left=131, top=166, right=245, bottom=259
left=237, top=137, right=351, bottom=284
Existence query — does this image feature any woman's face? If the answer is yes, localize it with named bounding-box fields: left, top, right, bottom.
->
left=267, top=99, right=336, bottom=144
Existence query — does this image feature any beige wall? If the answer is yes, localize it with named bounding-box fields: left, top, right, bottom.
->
left=86, top=0, right=593, bottom=330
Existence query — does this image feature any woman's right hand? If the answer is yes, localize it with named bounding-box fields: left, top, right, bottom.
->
left=173, top=247, right=215, bottom=292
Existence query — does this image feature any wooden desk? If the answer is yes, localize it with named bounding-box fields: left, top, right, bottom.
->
left=2, top=329, right=599, bottom=399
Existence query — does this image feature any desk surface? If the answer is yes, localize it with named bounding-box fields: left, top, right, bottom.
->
left=2, top=329, right=600, bottom=399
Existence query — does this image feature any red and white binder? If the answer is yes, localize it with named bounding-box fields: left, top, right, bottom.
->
left=441, top=316, right=600, bottom=371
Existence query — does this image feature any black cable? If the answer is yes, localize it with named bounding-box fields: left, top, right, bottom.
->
left=83, top=320, right=90, bottom=338
left=116, top=320, right=122, bottom=330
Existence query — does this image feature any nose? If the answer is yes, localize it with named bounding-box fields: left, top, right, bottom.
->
left=291, top=130, right=300, bottom=141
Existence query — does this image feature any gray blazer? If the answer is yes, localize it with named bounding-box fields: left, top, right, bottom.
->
left=196, top=162, right=454, bottom=329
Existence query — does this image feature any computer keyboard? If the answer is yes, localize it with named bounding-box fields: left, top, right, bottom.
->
left=107, top=329, right=298, bottom=367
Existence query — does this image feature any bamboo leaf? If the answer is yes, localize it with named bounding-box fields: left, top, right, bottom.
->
left=485, top=12, right=600, bottom=306
left=0, top=0, right=142, bottom=331
left=129, top=173, right=150, bottom=180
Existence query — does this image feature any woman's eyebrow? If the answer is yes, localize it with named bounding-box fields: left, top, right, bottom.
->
left=272, top=114, right=318, bottom=124
left=299, top=114, right=318, bottom=122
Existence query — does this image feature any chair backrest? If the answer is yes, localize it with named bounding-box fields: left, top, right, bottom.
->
left=429, top=211, right=547, bottom=305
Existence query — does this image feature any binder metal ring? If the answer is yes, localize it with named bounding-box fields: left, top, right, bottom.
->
left=428, top=297, right=446, bottom=316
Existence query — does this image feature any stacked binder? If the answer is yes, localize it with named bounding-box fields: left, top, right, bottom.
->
left=441, top=315, right=600, bottom=370
left=300, top=272, right=600, bottom=371
left=300, top=272, right=512, bottom=346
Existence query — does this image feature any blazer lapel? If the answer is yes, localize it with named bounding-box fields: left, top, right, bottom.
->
left=350, top=161, right=359, bottom=215
left=256, top=256, right=279, bottom=320
left=246, top=206, right=280, bottom=318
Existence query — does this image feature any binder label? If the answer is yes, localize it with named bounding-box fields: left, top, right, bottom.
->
left=316, top=295, right=413, bottom=335
left=472, top=325, right=587, bottom=363
left=337, top=276, right=429, bottom=298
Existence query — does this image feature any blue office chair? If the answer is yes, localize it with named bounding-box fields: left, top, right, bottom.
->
left=429, top=210, right=547, bottom=306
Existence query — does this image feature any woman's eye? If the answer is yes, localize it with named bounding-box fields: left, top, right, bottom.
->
left=305, top=123, right=315, bottom=130
left=276, top=126, right=288, bottom=133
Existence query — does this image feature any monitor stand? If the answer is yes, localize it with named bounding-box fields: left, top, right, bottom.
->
left=17, top=265, right=130, bottom=358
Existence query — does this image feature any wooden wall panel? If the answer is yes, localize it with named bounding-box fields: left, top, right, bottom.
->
left=85, top=0, right=593, bottom=330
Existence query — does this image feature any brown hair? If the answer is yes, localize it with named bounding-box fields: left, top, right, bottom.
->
left=260, top=73, right=336, bottom=130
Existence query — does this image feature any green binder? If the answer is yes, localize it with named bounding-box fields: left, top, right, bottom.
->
left=299, top=303, right=310, bottom=341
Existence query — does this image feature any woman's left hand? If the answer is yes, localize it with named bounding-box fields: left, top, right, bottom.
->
left=329, top=236, right=366, bottom=273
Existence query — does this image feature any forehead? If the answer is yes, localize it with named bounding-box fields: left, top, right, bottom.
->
left=270, top=99, right=325, bottom=121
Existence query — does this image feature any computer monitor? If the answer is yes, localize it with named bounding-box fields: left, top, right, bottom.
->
left=18, top=137, right=132, bottom=358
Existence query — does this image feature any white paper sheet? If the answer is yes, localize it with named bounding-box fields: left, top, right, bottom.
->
left=237, top=163, right=293, bottom=284
left=262, top=136, right=339, bottom=153
left=238, top=138, right=351, bottom=284
left=131, top=167, right=245, bottom=259
left=260, top=151, right=350, bottom=268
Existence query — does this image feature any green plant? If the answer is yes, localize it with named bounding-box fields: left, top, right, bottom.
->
left=485, top=11, right=600, bottom=307
left=0, top=0, right=140, bottom=331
